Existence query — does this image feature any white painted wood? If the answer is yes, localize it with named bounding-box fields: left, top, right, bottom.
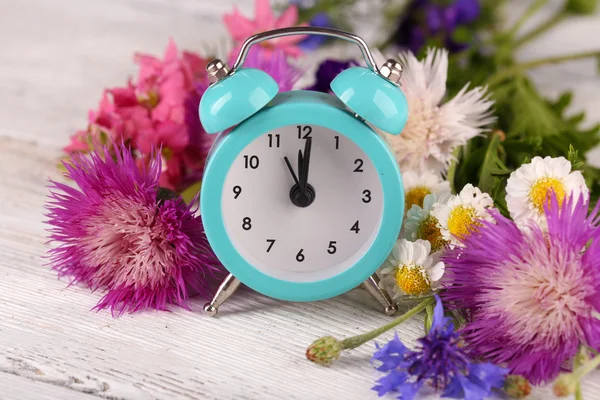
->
left=0, top=0, right=599, bottom=398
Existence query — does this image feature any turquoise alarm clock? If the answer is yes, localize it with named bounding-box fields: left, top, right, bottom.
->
left=199, top=27, right=408, bottom=317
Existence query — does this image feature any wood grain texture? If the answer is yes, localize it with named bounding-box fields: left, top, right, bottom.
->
left=0, top=0, right=599, bottom=399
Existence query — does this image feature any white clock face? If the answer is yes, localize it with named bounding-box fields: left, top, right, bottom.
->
left=222, top=124, right=383, bottom=283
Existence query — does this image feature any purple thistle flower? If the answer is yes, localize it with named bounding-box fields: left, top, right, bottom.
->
left=372, top=296, right=508, bottom=400
left=46, top=144, right=222, bottom=315
left=442, top=195, right=600, bottom=384
left=305, top=59, right=358, bottom=93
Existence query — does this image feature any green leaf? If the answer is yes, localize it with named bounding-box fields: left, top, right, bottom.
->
left=568, top=144, right=585, bottom=170
left=510, top=78, right=564, bottom=137
left=181, top=181, right=202, bottom=205
left=565, top=0, right=598, bottom=14
left=478, top=133, right=509, bottom=193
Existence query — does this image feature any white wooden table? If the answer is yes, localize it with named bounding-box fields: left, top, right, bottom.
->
left=0, top=1, right=599, bottom=398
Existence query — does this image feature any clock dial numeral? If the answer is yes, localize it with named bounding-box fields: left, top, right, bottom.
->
left=362, top=189, right=371, bottom=203
left=266, top=239, right=276, bottom=252
left=327, top=241, right=337, bottom=254
left=233, top=185, right=242, bottom=199
left=353, top=158, right=364, bottom=172
left=334, top=135, right=339, bottom=150
left=350, top=220, right=360, bottom=234
left=244, top=155, right=260, bottom=169
left=268, top=133, right=280, bottom=148
left=297, top=125, right=312, bottom=139
left=296, top=249, right=305, bottom=262
left=242, top=217, right=252, bottom=231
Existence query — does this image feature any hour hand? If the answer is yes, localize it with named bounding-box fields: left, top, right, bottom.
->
left=284, top=156, right=300, bottom=186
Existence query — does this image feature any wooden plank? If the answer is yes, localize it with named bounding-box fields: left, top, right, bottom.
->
left=0, top=373, right=101, bottom=400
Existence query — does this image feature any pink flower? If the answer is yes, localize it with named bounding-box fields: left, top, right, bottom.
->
left=46, top=144, right=223, bottom=315
left=224, top=0, right=307, bottom=59
left=64, top=40, right=213, bottom=192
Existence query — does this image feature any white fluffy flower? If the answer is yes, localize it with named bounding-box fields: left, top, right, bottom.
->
left=402, top=193, right=449, bottom=252
left=379, top=239, right=444, bottom=298
left=506, top=156, right=589, bottom=229
left=402, top=169, right=451, bottom=211
left=375, top=48, right=495, bottom=174
left=431, top=184, right=494, bottom=245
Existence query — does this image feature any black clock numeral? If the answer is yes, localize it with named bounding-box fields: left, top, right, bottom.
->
left=268, top=133, right=280, bottom=148
left=296, top=249, right=305, bottom=262
left=266, top=239, right=276, bottom=253
left=242, top=217, right=252, bottom=231
left=233, top=185, right=242, bottom=199
left=362, top=189, right=371, bottom=203
left=334, top=135, right=339, bottom=150
left=350, top=220, right=360, bottom=234
left=297, top=125, right=312, bottom=139
left=327, top=241, right=337, bottom=254
left=244, top=155, right=259, bottom=169
left=353, top=159, right=364, bottom=172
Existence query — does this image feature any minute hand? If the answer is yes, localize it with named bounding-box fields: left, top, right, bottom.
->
left=299, top=136, right=312, bottom=193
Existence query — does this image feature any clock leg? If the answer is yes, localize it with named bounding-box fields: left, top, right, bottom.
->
left=203, top=274, right=242, bottom=317
left=362, top=274, right=397, bottom=316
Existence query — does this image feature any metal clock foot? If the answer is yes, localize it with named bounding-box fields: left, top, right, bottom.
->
left=203, top=274, right=242, bottom=317
left=362, top=274, right=397, bottom=316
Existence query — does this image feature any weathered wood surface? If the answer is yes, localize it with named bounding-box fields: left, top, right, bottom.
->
left=0, top=0, right=599, bottom=398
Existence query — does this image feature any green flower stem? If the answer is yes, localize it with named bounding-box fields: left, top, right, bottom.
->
left=572, top=353, right=600, bottom=384
left=340, top=297, right=435, bottom=350
left=506, top=0, right=549, bottom=40
left=485, top=50, right=600, bottom=87
left=514, top=12, right=567, bottom=48
left=575, top=385, right=583, bottom=400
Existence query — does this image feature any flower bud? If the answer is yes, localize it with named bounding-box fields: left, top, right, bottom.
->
left=553, top=373, right=578, bottom=397
left=306, top=336, right=342, bottom=365
left=504, top=375, right=532, bottom=398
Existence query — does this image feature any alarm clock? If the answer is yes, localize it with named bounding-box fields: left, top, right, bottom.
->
left=199, top=27, right=408, bottom=317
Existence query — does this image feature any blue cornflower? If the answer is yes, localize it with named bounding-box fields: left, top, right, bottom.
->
left=372, top=296, right=508, bottom=400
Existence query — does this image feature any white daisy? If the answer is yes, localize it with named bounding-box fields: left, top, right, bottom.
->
left=431, top=184, right=494, bottom=245
left=505, top=156, right=589, bottom=229
left=375, top=48, right=495, bottom=174
left=379, top=239, right=444, bottom=298
left=402, top=193, right=450, bottom=252
left=402, top=169, right=451, bottom=211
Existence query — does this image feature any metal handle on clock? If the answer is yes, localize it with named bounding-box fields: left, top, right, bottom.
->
left=231, top=26, right=380, bottom=73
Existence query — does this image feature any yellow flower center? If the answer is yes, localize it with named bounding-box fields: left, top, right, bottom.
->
left=405, top=186, right=431, bottom=209
left=138, top=90, right=160, bottom=109
left=395, top=264, right=431, bottom=296
left=448, top=205, right=480, bottom=240
left=529, top=177, right=565, bottom=213
left=417, top=215, right=447, bottom=252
